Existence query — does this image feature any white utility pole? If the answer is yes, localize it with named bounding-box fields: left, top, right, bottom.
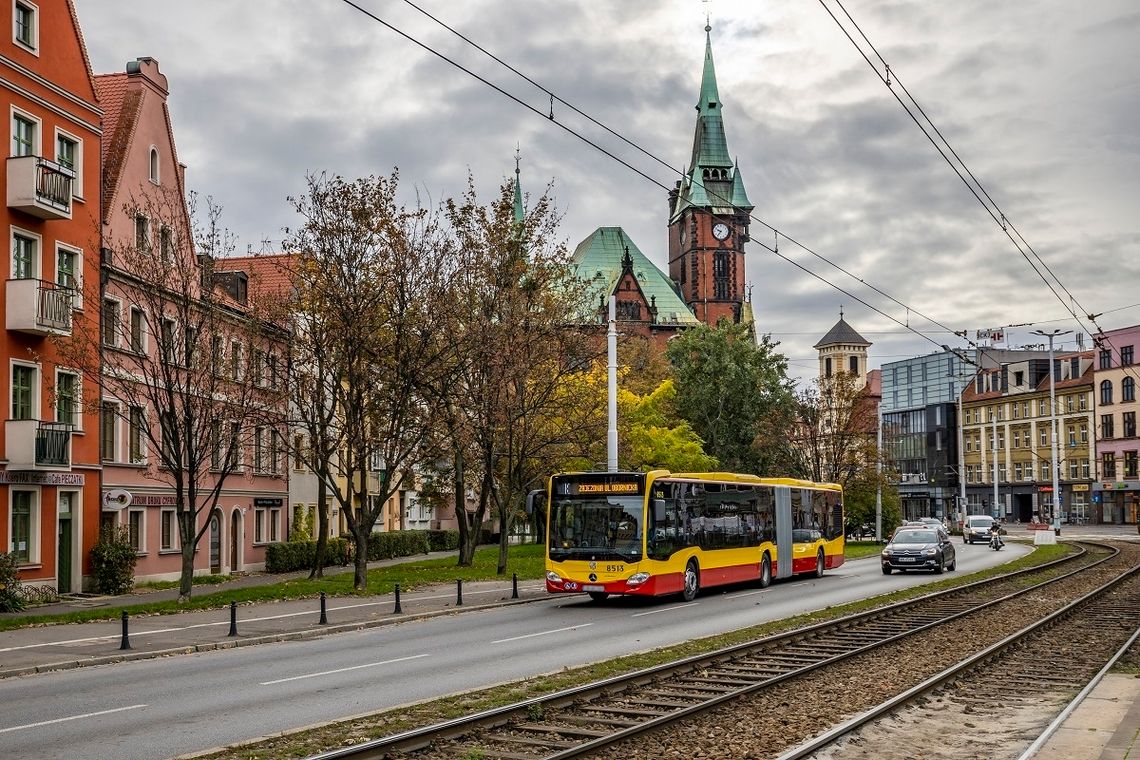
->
left=1032, top=328, right=1072, bottom=533
left=606, top=296, right=618, bottom=472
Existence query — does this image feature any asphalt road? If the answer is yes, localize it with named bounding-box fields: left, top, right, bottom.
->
left=0, top=542, right=1031, bottom=760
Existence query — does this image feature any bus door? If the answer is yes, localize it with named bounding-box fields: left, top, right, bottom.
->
left=774, top=486, right=793, bottom=579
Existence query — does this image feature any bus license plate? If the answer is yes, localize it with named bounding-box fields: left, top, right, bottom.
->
left=583, top=584, right=604, bottom=592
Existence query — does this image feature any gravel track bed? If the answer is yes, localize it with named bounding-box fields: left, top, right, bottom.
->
left=581, top=542, right=1139, bottom=760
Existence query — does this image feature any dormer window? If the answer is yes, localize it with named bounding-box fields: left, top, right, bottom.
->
left=149, top=146, right=160, bottom=184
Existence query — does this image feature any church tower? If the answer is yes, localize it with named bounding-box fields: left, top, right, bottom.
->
left=668, top=24, right=754, bottom=328
left=814, top=309, right=872, bottom=390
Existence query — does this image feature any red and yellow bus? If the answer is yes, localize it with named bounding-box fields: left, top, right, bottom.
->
left=544, top=470, right=844, bottom=601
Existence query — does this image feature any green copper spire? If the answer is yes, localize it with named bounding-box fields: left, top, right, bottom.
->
left=512, top=147, right=524, bottom=226
left=672, top=23, right=753, bottom=220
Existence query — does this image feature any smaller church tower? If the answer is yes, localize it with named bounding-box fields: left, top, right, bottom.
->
left=814, top=309, right=872, bottom=390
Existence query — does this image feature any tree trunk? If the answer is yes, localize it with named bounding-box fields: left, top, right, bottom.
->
left=352, top=523, right=369, bottom=590
left=309, top=477, right=329, bottom=580
left=453, top=450, right=477, bottom=566
left=178, top=511, right=195, bottom=602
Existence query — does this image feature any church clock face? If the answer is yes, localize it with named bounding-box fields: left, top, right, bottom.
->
left=712, top=222, right=730, bottom=241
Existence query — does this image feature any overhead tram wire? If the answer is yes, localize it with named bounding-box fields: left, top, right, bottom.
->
left=817, top=2, right=1128, bottom=348
left=338, top=0, right=970, bottom=355
left=820, top=0, right=1140, bottom=385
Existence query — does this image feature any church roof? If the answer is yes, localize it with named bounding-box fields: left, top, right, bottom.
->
left=671, top=26, right=753, bottom=221
left=814, top=316, right=871, bottom=349
left=571, top=227, right=701, bottom=326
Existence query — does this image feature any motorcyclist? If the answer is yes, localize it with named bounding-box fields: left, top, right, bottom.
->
left=989, top=521, right=1004, bottom=550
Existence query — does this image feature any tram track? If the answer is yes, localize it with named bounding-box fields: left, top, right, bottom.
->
left=307, top=542, right=1125, bottom=760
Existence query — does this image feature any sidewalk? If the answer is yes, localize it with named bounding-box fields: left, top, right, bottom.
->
left=1032, top=674, right=1140, bottom=760
left=0, top=551, right=549, bottom=679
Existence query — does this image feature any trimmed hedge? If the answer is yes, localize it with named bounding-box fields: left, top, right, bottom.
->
left=265, top=537, right=350, bottom=573
left=365, top=530, right=429, bottom=560
left=426, top=529, right=460, bottom=551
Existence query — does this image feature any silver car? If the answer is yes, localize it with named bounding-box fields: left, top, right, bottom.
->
left=963, top=515, right=996, bottom=544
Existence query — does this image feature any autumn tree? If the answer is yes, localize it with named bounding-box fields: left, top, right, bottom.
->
left=282, top=172, right=451, bottom=589
left=61, top=191, right=287, bottom=600
left=431, top=176, right=597, bottom=571
left=666, top=321, right=797, bottom=474
left=787, top=372, right=880, bottom=486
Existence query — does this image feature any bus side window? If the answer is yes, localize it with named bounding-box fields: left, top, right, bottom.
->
left=828, top=493, right=844, bottom=540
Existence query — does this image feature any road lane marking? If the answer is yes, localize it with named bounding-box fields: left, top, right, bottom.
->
left=491, top=624, right=593, bottom=643
left=259, top=653, right=430, bottom=685
left=631, top=603, right=698, bottom=617
left=0, top=704, right=147, bottom=734
left=0, top=585, right=552, bottom=653
left=725, top=589, right=770, bottom=598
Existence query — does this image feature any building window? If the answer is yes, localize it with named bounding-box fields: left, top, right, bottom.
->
left=149, top=146, right=160, bottom=183
left=160, top=510, right=176, bottom=551
left=1124, top=377, right=1136, bottom=403
left=250, top=348, right=264, bottom=386
left=129, top=405, right=145, bottom=463
left=824, top=357, right=832, bottom=378
left=1079, top=395, right=1087, bottom=411
left=160, top=411, right=178, bottom=465
left=293, top=434, right=305, bottom=470
left=1066, top=395, right=1074, bottom=413
left=255, top=509, right=265, bottom=543
left=849, top=355, right=858, bottom=374
left=128, top=509, right=144, bottom=553
left=1069, top=459, right=1079, bottom=479
left=269, top=508, right=280, bottom=542
left=160, top=317, right=177, bottom=365
left=1100, top=379, right=1113, bottom=406
left=1102, top=414, right=1115, bottom=439
left=13, top=1, right=36, bottom=50
left=1122, top=346, right=1134, bottom=367
left=129, top=308, right=145, bottom=353
left=102, top=299, right=119, bottom=346
left=1125, top=451, right=1139, bottom=479
left=12, top=111, right=36, bottom=155
left=159, top=225, right=173, bottom=265
left=10, top=490, right=35, bottom=563
left=56, top=244, right=79, bottom=296
left=135, top=215, right=150, bottom=251
left=101, top=401, right=118, bottom=461
left=228, top=422, right=241, bottom=469
left=1124, top=411, right=1137, bottom=439
left=55, top=130, right=80, bottom=196
left=55, top=370, right=78, bottom=426
left=254, top=426, right=266, bottom=472
left=1099, top=349, right=1112, bottom=369
left=230, top=342, right=242, bottom=381
left=211, top=335, right=224, bottom=374
left=1014, top=462, right=1023, bottom=481
left=1040, top=427, right=1048, bottom=447
left=11, top=363, right=35, bottom=420
left=1103, top=452, right=1116, bottom=478
left=1080, top=423, right=1088, bottom=443
left=12, top=231, right=37, bottom=279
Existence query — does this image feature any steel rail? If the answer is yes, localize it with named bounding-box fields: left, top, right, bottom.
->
left=306, top=542, right=1101, bottom=760
left=773, top=548, right=1139, bottom=760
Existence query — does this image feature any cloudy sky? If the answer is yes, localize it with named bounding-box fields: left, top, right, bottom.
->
left=77, top=1, right=1140, bottom=384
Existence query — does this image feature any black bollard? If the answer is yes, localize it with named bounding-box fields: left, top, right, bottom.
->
left=394, top=583, right=402, bottom=614
left=512, top=572, right=519, bottom=599
left=119, top=610, right=131, bottom=650
left=319, top=591, right=328, bottom=625
left=456, top=578, right=463, bottom=606
left=228, top=600, right=238, bottom=637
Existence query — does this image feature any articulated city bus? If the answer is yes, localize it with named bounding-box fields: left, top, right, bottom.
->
left=544, top=470, right=844, bottom=601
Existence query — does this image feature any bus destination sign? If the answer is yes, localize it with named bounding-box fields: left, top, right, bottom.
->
left=575, top=482, right=640, bottom=494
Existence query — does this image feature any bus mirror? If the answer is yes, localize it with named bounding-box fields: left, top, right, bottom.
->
left=526, top=489, right=546, bottom=517
left=653, top=499, right=667, bottom=522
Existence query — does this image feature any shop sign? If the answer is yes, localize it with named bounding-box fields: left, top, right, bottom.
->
left=0, top=471, right=85, bottom=485
left=131, top=494, right=178, bottom=506
left=1071, top=484, right=1089, bottom=492
left=253, top=497, right=284, bottom=507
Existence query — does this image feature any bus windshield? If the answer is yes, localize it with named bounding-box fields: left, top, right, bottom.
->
left=548, top=494, right=643, bottom=562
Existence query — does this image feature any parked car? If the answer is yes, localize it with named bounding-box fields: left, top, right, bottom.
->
left=963, top=515, right=996, bottom=544
left=881, top=528, right=956, bottom=574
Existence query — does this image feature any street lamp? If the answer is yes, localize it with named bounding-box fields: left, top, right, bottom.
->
left=1030, top=328, right=1073, bottom=534
left=942, top=345, right=978, bottom=526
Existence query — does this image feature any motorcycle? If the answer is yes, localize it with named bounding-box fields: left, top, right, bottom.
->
left=989, top=528, right=1004, bottom=551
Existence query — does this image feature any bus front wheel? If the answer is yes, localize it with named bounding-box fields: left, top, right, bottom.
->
left=682, top=560, right=700, bottom=602
left=759, top=555, right=772, bottom=588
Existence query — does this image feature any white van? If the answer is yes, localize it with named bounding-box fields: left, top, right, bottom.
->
left=963, top=514, right=996, bottom=544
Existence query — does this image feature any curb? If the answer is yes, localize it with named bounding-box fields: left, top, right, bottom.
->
left=0, top=592, right=549, bottom=680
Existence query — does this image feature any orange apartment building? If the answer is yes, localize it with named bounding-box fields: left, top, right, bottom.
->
left=2, top=0, right=101, bottom=592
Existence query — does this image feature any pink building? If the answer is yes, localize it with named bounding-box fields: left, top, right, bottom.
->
left=94, top=59, right=288, bottom=580
left=1093, top=324, right=1140, bottom=524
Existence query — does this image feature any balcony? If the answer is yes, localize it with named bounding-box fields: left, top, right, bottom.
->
left=6, top=279, right=74, bottom=336
left=7, top=155, right=74, bottom=220
left=6, top=420, right=72, bottom=471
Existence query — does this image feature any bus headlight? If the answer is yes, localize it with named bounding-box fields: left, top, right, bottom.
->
left=546, top=571, right=563, bottom=584
left=626, top=572, right=650, bottom=586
